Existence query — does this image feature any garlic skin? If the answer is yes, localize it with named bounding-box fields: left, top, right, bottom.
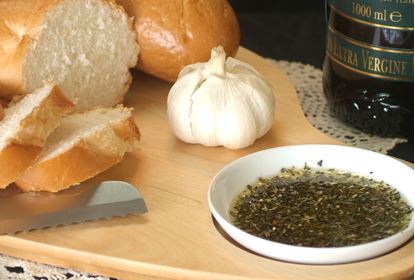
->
left=167, top=46, right=275, bottom=149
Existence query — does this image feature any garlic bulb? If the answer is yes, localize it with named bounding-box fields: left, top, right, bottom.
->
left=167, top=46, right=275, bottom=149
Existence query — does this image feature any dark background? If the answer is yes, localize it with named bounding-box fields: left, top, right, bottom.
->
left=228, top=0, right=414, bottom=163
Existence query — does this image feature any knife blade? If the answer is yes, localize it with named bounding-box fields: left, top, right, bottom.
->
left=0, top=181, right=148, bottom=234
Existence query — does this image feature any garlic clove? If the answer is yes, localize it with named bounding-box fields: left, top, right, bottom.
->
left=190, top=75, right=259, bottom=149
left=167, top=71, right=202, bottom=144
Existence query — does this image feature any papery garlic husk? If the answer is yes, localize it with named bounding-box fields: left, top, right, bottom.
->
left=167, top=46, right=275, bottom=149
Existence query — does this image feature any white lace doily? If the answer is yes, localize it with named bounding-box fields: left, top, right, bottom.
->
left=0, top=253, right=113, bottom=280
left=0, top=61, right=408, bottom=280
left=268, top=60, right=407, bottom=154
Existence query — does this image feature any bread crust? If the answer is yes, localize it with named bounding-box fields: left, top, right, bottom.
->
left=15, top=145, right=123, bottom=192
left=0, top=102, right=3, bottom=120
left=0, top=82, right=74, bottom=189
left=15, top=107, right=140, bottom=192
left=0, top=0, right=59, bottom=98
left=111, top=115, right=141, bottom=143
left=117, top=0, right=240, bottom=82
left=0, top=143, right=42, bottom=189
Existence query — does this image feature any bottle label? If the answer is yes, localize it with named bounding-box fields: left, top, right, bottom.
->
left=330, top=0, right=414, bottom=30
left=326, top=27, right=414, bottom=81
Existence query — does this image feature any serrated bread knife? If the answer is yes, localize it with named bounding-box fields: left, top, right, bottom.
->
left=0, top=181, right=148, bottom=234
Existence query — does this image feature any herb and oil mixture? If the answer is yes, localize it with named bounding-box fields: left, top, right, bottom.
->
left=230, top=166, right=413, bottom=247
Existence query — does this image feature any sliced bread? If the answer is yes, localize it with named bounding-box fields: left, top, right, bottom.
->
left=15, top=106, right=141, bottom=192
left=0, top=0, right=139, bottom=111
left=0, top=82, right=74, bottom=189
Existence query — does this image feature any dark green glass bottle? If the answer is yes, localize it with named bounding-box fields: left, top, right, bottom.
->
left=323, top=0, right=414, bottom=137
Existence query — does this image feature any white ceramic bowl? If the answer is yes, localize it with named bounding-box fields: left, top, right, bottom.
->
left=208, top=144, right=414, bottom=264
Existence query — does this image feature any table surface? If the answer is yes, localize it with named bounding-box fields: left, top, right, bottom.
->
left=229, top=1, right=414, bottom=163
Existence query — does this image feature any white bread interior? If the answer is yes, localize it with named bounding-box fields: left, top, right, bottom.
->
left=0, top=0, right=139, bottom=111
left=0, top=82, right=74, bottom=189
left=15, top=106, right=141, bottom=192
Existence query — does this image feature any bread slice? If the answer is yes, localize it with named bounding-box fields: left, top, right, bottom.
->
left=15, top=106, right=140, bottom=192
left=0, top=0, right=139, bottom=111
left=0, top=82, right=74, bottom=189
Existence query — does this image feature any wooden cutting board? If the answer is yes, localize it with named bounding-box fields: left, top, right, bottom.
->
left=0, top=48, right=412, bottom=280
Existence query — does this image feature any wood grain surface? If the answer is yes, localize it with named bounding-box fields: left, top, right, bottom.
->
left=0, top=47, right=412, bottom=280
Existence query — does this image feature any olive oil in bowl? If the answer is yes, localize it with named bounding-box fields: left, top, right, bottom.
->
left=230, top=166, right=413, bottom=247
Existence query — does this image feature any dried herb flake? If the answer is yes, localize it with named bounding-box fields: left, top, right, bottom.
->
left=230, top=166, right=413, bottom=247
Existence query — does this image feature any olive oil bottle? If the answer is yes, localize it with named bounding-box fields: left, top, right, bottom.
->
left=323, top=0, right=414, bottom=137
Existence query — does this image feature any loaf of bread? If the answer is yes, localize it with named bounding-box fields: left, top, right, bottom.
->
left=117, top=0, right=240, bottom=82
left=0, top=82, right=74, bottom=189
left=0, top=0, right=139, bottom=111
left=15, top=106, right=141, bottom=192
